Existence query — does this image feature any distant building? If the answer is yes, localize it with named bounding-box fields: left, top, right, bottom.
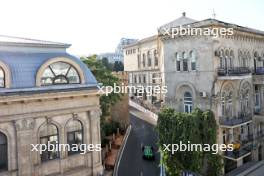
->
left=0, top=35, right=103, bottom=176
left=97, top=38, right=137, bottom=63
left=124, top=35, right=163, bottom=109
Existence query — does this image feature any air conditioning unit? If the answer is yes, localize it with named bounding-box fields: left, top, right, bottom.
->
left=200, top=91, right=207, bottom=98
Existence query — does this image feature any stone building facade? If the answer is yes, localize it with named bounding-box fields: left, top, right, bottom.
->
left=124, top=36, right=163, bottom=107
left=0, top=36, right=103, bottom=176
left=125, top=12, right=264, bottom=174
left=159, top=14, right=264, bottom=174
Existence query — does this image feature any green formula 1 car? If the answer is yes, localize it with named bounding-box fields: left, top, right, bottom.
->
left=142, top=145, right=155, bottom=160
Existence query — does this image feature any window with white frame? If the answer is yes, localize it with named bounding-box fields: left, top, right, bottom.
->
left=182, top=52, right=188, bottom=71
left=184, top=92, right=193, bottom=113
left=190, top=50, right=196, bottom=71
left=41, top=62, right=80, bottom=86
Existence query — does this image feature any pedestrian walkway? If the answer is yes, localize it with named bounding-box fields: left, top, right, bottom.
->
left=105, top=135, right=124, bottom=170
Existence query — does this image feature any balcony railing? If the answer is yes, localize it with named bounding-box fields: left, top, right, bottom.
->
left=217, top=67, right=251, bottom=76
left=256, top=131, right=264, bottom=139
left=253, top=67, right=264, bottom=75
left=219, top=113, right=252, bottom=127
left=224, top=143, right=252, bottom=160
left=241, top=134, right=254, bottom=145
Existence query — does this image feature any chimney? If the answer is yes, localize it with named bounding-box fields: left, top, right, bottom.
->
left=182, top=12, right=186, bottom=17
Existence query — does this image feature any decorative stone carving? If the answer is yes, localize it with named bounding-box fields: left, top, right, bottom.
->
left=90, top=109, right=102, bottom=118
left=73, top=113, right=78, bottom=119
left=15, top=118, right=35, bottom=131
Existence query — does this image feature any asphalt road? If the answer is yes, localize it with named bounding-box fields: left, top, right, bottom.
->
left=117, top=112, right=160, bottom=176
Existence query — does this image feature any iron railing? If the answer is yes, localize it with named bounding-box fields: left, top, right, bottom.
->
left=252, top=67, right=264, bottom=75
left=217, top=67, right=251, bottom=76
left=219, top=113, right=252, bottom=126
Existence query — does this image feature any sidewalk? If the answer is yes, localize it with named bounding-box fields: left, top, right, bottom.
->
left=105, top=135, right=124, bottom=170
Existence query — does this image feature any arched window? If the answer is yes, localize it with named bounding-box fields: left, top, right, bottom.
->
left=67, top=120, right=83, bottom=155
left=190, top=51, right=196, bottom=71
left=39, top=124, right=59, bottom=162
left=239, top=82, right=251, bottom=116
left=221, top=84, right=233, bottom=117
left=220, top=49, right=225, bottom=69
left=184, top=92, right=192, bottom=113
left=226, top=92, right=233, bottom=117
left=142, top=54, right=146, bottom=67
left=0, top=67, right=4, bottom=88
left=254, top=51, right=259, bottom=69
left=175, top=52, right=181, bottom=71
left=221, top=92, right=225, bottom=116
left=41, top=62, right=80, bottom=86
left=147, top=51, right=152, bottom=67
left=0, top=132, right=7, bottom=171
left=182, top=52, right=188, bottom=71
left=225, top=50, right=233, bottom=68
left=154, top=50, right=158, bottom=66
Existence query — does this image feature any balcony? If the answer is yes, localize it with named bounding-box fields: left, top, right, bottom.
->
left=224, top=143, right=252, bottom=160
left=241, top=134, right=254, bottom=145
left=256, top=131, right=264, bottom=139
left=217, top=67, right=251, bottom=76
left=219, top=113, right=252, bottom=127
left=252, top=67, right=264, bottom=75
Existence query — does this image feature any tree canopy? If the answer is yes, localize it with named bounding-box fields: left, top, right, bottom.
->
left=157, top=108, right=222, bottom=176
left=81, top=55, right=121, bottom=115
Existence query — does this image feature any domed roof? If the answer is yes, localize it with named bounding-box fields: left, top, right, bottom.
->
left=0, top=36, right=97, bottom=93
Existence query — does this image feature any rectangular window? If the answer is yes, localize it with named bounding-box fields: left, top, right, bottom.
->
left=137, top=54, right=141, bottom=69
left=67, top=130, right=83, bottom=155
left=176, top=61, right=181, bottom=71
left=148, top=57, right=152, bottom=67
left=191, top=62, right=196, bottom=71
left=183, top=59, right=188, bottom=71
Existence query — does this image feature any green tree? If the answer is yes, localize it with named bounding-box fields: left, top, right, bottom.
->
left=81, top=55, right=121, bottom=115
left=113, top=61, right=124, bottom=71
left=82, top=55, right=122, bottom=144
left=157, top=108, right=222, bottom=176
left=101, top=57, right=113, bottom=70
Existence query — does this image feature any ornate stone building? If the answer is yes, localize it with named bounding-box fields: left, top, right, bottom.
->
left=159, top=14, right=264, bottom=174
left=0, top=36, right=103, bottom=176
left=124, top=35, right=163, bottom=107
left=125, top=12, right=264, bottom=174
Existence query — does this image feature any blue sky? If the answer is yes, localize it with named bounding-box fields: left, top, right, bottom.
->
left=0, top=0, right=262, bottom=55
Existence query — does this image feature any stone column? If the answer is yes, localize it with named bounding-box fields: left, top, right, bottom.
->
left=237, top=158, right=243, bottom=167
left=229, top=128, right=234, bottom=143
left=15, top=118, right=35, bottom=176
left=90, top=109, right=103, bottom=176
